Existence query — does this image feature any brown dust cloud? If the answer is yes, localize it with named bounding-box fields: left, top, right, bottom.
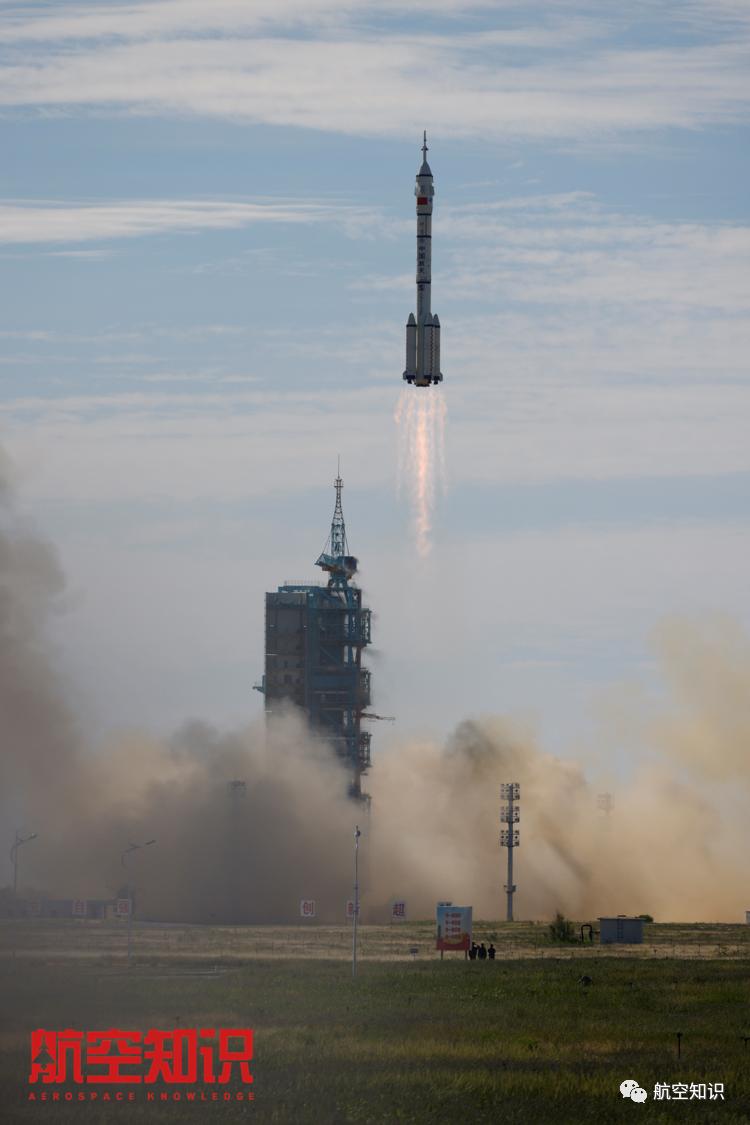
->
left=2, top=449, right=749, bottom=924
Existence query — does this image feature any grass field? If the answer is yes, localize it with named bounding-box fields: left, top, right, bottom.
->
left=2, top=919, right=750, bottom=1123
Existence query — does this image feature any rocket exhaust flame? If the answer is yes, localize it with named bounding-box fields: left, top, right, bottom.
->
left=395, top=387, right=447, bottom=557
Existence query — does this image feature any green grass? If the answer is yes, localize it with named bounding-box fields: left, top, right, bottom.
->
left=3, top=917, right=750, bottom=963
left=2, top=921, right=750, bottom=1123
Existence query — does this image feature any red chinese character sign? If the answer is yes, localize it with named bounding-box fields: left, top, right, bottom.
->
left=29, top=1028, right=253, bottom=1085
left=115, top=899, right=131, bottom=918
left=345, top=900, right=356, bottom=920
left=436, top=905, right=472, bottom=952
left=72, top=900, right=86, bottom=918
left=299, top=899, right=316, bottom=919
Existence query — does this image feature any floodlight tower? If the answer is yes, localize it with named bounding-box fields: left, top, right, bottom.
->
left=226, top=781, right=247, bottom=923
left=10, top=830, right=37, bottom=896
left=500, top=783, right=520, bottom=922
left=121, top=839, right=156, bottom=966
left=352, top=824, right=361, bottom=979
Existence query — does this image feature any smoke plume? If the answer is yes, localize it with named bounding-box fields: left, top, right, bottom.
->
left=2, top=450, right=750, bottom=923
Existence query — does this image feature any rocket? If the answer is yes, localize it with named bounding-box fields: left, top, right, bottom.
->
left=403, top=131, right=443, bottom=387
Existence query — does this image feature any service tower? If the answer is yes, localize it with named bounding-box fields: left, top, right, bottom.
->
left=403, top=131, right=443, bottom=387
left=259, top=473, right=372, bottom=800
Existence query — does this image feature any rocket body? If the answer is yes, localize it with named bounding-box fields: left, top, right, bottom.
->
left=403, top=135, right=443, bottom=386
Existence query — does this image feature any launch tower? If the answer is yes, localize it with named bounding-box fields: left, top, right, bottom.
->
left=259, top=473, right=372, bottom=800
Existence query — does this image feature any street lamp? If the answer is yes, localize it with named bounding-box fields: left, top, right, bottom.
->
left=10, top=831, right=37, bottom=896
left=352, top=825, right=361, bottom=979
left=121, top=839, right=156, bottom=966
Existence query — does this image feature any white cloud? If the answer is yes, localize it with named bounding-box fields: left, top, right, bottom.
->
left=0, top=8, right=748, bottom=139
left=443, top=213, right=750, bottom=313
left=0, top=198, right=360, bottom=244
left=2, top=192, right=748, bottom=502
left=0, top=385, right=394, bottom=503
left=0, top=2, right=602, bottom=45
left=2, top=364, right=749, bottom=507
left=359, top=193, right=750, bottom=392
left=3, top=1, right=748, bottom=48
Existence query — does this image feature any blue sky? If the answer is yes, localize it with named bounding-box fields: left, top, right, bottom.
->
left=1, top=0, right=749, bottom=767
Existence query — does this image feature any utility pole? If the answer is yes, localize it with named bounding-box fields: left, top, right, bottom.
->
left=10, top=830, right=37, bottom=896
left=352, top=825, right=361, bottom=978
left=500, top=783, right=520, bottom=922
left=121, top=839, right=156, bottom=966
left=227, top=781, right=246, bottom=924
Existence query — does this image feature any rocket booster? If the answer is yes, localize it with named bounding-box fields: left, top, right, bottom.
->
left=403, top=132, right=442, bottom=387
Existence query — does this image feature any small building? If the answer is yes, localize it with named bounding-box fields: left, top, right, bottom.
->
left=599, top=916, right=644, bottom=944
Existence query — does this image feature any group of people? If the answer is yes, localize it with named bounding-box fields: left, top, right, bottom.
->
left=468, top=941, right=496, bottom=960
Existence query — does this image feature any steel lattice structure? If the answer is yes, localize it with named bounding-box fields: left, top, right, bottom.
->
left=259, top=473, right=372, bottom=800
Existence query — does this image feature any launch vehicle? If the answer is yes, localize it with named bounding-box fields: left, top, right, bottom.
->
left=403, top=132, right=443, bottom=387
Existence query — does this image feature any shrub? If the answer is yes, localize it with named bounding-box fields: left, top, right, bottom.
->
left=549, top=912, right=576, bottom=942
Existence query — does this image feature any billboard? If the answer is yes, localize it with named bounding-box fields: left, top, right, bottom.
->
left=300, top=899, right=316, bottom=919
left=391, top=900, right=407, bottom=922
left=436, top=905, right=472, bottom=952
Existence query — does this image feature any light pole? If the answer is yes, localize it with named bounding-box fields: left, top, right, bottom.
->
left=121, top=839, right=156, bottom=966
left=10, top=831, right=37, bottom=896
left=352, top=825, right=361, bottom=979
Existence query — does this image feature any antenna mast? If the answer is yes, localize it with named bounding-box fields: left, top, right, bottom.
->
left=316, top=463, right=355, bottom=585
left=330, top=467, right=348, bottom=560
